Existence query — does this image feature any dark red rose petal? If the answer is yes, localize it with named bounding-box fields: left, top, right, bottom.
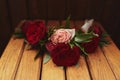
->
left=50, top=43, right=80, bottom=66
left=82, top=37, right=100, bottom=53
left=22, top=20, right=47, bottom=46
left=46, top=42, right=57, bottom=52
left=93, top=25, right=102, bottom=36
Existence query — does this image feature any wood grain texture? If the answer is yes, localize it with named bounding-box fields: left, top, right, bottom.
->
left=15, top=48, right=42, bottom=80
left=87, top=47, right=116, bottom=80
left=67, top=56, right=91, bottom=80
left=41, top=21, right=65, bottom=80
left=0, top=37, right=24, bottom=80
left=41, top=58, right=65, bottom=80
left=102, top=37, right=120, bottom=80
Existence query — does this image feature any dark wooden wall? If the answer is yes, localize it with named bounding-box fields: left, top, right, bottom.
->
left=0, top=0, right=120, bottom=56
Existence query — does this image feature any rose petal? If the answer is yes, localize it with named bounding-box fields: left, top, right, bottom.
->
left=81, top=19, right=94, bottom=33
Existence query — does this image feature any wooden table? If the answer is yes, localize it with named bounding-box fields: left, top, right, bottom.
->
left=0, top=20, right=120, bottom=80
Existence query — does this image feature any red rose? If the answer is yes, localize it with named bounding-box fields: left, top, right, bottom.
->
left=22, top=21, right=47, bottom=45
left=46, top=41, right=57, bottom=52
left=21, top=21, right=31, bottom=34
left=49, top=43, right=80, bottom=66
left=82, top=37, right=100, bottom=53
left=93, top=25, right=102, bottom=36
left=82, top=26, right=101, bottom=53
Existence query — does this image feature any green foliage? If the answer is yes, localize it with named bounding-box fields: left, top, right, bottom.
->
left=47, top=27, right=54, bottom=38
left=14, top=27, right=24, bottom=38
left=65, top=16, right=70, bottom=28
left=99, top=32, right=110, bottom=47
left=74, top=31, right=97, bottom=43
left=39, top=40, right=46, bottom=46
left=69, top=42, right=75, bottom=49
left=14, top=32, right=24, bottom=38
left=43, top=53, right=51, bottom=64
left=74, top=42, right=88, bottom=55
left=34, top=50, right=41, bottom=60
left=102, top=32, right=109, bottom=38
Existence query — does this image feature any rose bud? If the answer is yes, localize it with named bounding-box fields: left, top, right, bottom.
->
left=81, top=19, right=94, bottom=33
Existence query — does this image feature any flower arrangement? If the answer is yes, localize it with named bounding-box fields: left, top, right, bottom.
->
left=14, top=17, right=109, bottom=67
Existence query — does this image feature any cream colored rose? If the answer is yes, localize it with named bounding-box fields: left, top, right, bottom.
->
left=81, top=19, right=94, bottom=33
left=50, top=29, right=75, bottom=44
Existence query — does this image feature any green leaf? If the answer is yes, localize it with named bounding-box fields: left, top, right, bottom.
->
left=74, top=42, right=88, bottom=55
left=65, top=16, right=70, bottom=28
left=39, top=40, right=46, bottom=46
left=99, top=38, right=110, bottom=47
left=69, top=42, right=75, bottom=49
left=43, top=53, right=51, bottom=64
left=34, top=50, right=41, bottom=60
left=102, top=32, right=109, bottom=38
left=75, top=32, right=96, bottom=43
left=75, top=30, right=83, bottom=35
left=14, top=32, right=24, bottom=38
left=47, top=27, right=54, bottom=37
left=99, top=42, right=106, bottom=47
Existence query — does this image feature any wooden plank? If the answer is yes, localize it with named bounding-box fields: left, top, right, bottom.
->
left=101, top=37, right=120, bottom=80
left=87, top=47, right=116, bottom=80
left=0, top=37, right=24, bottom=80
left=67, top=56, right=91, bottom=80
left=65, top=21, right=91, bottom=80
left=41, top=21, right=65, bottom=80
left=15, top=20, right=45, bottom=80
left=94, top=22, right=120, bottom=79
left=15, top=48, right=42, bottom=80
left=41, top=59, right=65, bottom=80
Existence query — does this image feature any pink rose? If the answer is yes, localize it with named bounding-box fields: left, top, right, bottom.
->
left=50, top=29, right=75, bottom=44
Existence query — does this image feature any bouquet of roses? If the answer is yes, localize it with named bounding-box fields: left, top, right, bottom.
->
left=14, top=17, right=109, bottom=67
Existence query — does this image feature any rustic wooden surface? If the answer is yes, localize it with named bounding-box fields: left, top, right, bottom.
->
left=0, top=21, right=120, bottom=80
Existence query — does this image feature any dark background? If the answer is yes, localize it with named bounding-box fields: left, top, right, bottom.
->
left=0, top=0, right=120, bottom=56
